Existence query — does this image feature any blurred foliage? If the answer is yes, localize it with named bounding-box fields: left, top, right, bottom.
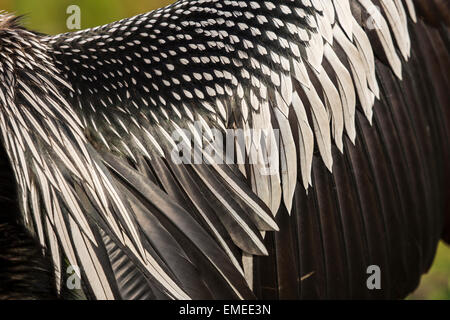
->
left=0, top=0, right=176, bottom=34
left=409, top=242, right=450, bottom=300
left=0, top=0, right=448, bottom=301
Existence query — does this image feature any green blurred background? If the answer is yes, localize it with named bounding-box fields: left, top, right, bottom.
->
left=409, top=243, right=450, bottom=300
left=0, top=0, right=448, bottom=300
left=0, top=0, right=175, bottom=34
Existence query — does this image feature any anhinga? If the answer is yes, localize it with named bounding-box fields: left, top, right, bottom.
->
left=0, top=0, right=449, bottom=299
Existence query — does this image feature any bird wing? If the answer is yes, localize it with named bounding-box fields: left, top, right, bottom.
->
left=5, top=0, right=448, bottom=299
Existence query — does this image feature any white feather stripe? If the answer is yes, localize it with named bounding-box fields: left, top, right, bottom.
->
left=379, top=0, right=410, bottom=61
left=17, top=176, right=30, bottom=226
left=52, top=165, right=97, bottom=245
left=45, top=95, right=86, bottom=139
left=315, top=66, right=344, bottom=152
left=280, top=72, right=293, bottom=107
left=260, top=100, right=272, bottom=132
left=235, top=137, right=247, bottom=177
left=394, top=0, right=411, bottom=57
left=305, top=30, right=324, bottom=72
left=357, top=0, right=403, bottom=79
left=69, top=216, right=115, bottom=300
left=216, top=98, right=227, bottom=121
left=311, top=0, right=324, bottom=11
left=0, top=112, right=9, bottom=145
left=30, top=182, right=45, bottom=248
left=241, top=98, right=249, bottom=123
left=333, top=25, right=373, bottom=123
left=251, top=108, right=263, bottom=152
left=275, top=91, right=290, bottom=118
left=194, top=155, right=269, bottom=255
left=6, top=136, right=21, bottom=184
left=187, top=122, right=204, bottom=162
left=93, top=162, right=146, bottom=259
left=142, top=127, right=165, bottom=157
left=320, top=0, right=335, bottom=24
left=404, top=0, right=417, bottom=22
left=250, top=90, right=260, bottom=111
left=8, top=103, right=28, bottom=135
left=250, top=109, right=283, bottom=215
left=0, top=87, right=7, bottom=107
left=43, top=117, right=63, bottom=145
left=132, top=133, right=152, bottom=159
left=250, top=156, right=270, bottom=208
left=85, top=170, right=123, bottom=240
left=70, top=132, right=94, bottom=168
left=6, top=114, right=26, bottom=153
left=242, top=253, right=254, bottom=290
left=301, top=83, right=333, bottom=171
left=292, top=92, right=314, bottom=189
left=39, top=158, right=61, bottom=193
left=34, top=164, right=53, bottom=221
left=265, top=127, right=283, bottom=214
left=13, top=136, right=30, bottom=190
left=21, top=107, right=51, bottom=145
left=51, top=189, right=78, bottom=269
left=241, top=121, right=253, bottom=156
left=16, top=80, right=57, bottom=120
left=86, top=173, right=109, bottom=219
left=333, top=0, right=353, bottom=40
left=58, top=131, right=96, bottom=187
left=21, top=127, right=44, bottom=169
left=198, top=115, right=215, bottom=143
left=50, top=141, right=83, bottom=181
left=45, top=216, right=61, bottom=293
left=322, top=39, right=356, bottom=145
left=274, top=108, right=297, bottom=213
left=316, top=9, right=334, bottom=45
left=351, top=19, right=380, bottom=99
left=293, top=59, right=311, bottom=88
left=205, top=161, right=279, bottom=231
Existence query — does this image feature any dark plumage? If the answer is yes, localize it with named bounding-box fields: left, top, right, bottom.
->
left=0, top=143, right=57, bottom=300
left=0, top=0, right=449, bottom=300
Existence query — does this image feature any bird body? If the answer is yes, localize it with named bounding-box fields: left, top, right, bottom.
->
left=0, top=0, right=449, bottom=299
